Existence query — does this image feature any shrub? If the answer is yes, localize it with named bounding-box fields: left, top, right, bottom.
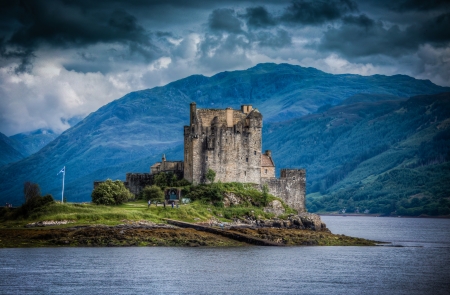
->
left=15, top=194, right=54, bottom=218
left=91, top=179, right=133, bottom=205
left=206, top=169, right=216, bottom=184
left=142, top=185, right=164, bottom=204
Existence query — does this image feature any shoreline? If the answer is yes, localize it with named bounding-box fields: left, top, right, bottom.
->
left=318, top=214, right=450, bottom=219
left=0, top=224, right=378, bottom=248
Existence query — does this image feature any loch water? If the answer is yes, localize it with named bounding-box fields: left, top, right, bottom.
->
left=1, top=216, right=449, bottom=295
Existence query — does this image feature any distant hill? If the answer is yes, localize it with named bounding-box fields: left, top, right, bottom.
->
left=264, top=92, right=450, bottom=216
left=0, top=63, right=448, bottom=207
left=10, top=129, right=59, bottom=157
left=0, top=132, right=24, bottom=167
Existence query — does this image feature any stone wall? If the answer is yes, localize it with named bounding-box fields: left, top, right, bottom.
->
left=184, top=103, right=262, bottom=184
left=261, top=169, right=306, bottom=213
left=125, top=173, right=154, bottom=195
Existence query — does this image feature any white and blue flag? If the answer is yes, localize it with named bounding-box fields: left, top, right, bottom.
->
left=57, top=166, right=65, bottom=175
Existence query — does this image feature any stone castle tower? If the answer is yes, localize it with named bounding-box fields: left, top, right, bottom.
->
left=183, top=102, right=305, bottom=212
left=184, top=102, right=265, bottom=184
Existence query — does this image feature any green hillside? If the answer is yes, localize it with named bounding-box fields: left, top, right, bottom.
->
left=264, top=92, right=450, bottom=216
left=0, top=132, right=24, bottom=167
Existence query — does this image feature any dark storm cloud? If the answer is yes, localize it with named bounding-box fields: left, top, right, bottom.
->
left=359, top=0, right=450, bottom=12
left=319, top=12, right=450, bottom=58
left=0, top=0, right=161, bottom=73
left=203, top=7, right=293, bottom=54
left=280, top=0, right=358, bottom=25
left=243, top=6, right=277, bottom=28
left=208, top=8, right=243, bottom=34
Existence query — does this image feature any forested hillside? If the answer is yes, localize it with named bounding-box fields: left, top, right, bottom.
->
left=264, top=92, right=450, bottom=216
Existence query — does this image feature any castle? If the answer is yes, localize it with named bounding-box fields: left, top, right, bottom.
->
left=95, top=103, right=306, bottom=212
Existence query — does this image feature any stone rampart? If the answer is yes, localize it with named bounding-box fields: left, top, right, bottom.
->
left=261, top=169, right=306, bottom=213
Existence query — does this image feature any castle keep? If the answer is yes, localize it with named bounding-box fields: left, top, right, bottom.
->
left=95, top=103, right=306, bottom=212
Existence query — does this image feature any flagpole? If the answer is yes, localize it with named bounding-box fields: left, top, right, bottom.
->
left=62, top=166, right=65, bottom=203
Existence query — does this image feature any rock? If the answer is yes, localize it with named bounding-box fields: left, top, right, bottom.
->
left=223, top=192, right=241, bottom=207
left=25, top=220, right=75, bottom=228
left=263, top=200, right=285, bottom=216
left=298, top=213, right=328, bottom=231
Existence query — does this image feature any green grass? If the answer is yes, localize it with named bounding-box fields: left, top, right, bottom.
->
left=0, top=199, right=280, bottom=228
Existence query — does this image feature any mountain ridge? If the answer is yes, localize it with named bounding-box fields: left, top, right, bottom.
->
left=0, top=63, right=449, bottom=208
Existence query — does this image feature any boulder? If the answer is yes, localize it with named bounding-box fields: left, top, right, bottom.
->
left=264, top=200, right=285, bottom=216
left=298, top=213, right=328, bottom=231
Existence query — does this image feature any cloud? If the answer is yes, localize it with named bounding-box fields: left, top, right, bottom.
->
left=252, top=29, right=292, bottom=48
left=208, top=8, right=243, bottom=34
left=280, top=0, right=358, bottom=24
left=0, top=0, right=161, bottom=73
left=361, top=0, right=450, bottom=12
left=319, top=13, right=450, bottom=58
left=243, top=6, right=276, bottom=28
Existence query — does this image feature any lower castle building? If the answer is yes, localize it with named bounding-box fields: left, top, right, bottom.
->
left=94, top=103, right=305, bottom=212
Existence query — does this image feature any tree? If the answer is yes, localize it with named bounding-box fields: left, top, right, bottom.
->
left=24, top=182, right=40, bottom=202
left=142, top=185, right=164, bottom=205
left=154, top=172, right=168, bottom=188
left=91, top=179, right=133, bottom=205
left=206, top=168, right=216, bottom=184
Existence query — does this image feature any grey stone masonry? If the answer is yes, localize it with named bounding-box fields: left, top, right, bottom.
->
left=261, top=169, right=306, bottom=213
left=184, top=103, right=262, bottom=184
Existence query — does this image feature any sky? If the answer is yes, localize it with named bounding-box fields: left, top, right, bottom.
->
left=0, top=0, right=449, bottom=136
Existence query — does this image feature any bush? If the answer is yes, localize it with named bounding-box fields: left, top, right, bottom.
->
left=142, top=185, right=164, bottom=204
left=15, top=194, right=54, bottom=218
left=91, top=179, right=133, bottom=205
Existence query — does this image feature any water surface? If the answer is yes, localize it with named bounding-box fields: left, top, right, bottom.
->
left=0, top=216, right=449, bottom=294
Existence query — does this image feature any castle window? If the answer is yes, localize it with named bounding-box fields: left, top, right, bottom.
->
left=246, top=157, right=248, bottom=162
left=265, top=169, right=267, bottom=174
left=254, top=151, right=256, bottom=155
left=244, top=171, right=246, bottom=176
left=206, top=156, right=208, bottom=161
left=293, top=177, right=295, bottom=180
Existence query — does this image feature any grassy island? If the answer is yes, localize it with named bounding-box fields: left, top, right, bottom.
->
left=0, top=182, right=378, bottom=247
left=0, top=200, right=376, bottom=247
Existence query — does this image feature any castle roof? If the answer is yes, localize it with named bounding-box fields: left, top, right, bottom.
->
left=261, top=154, right=275, bottom=167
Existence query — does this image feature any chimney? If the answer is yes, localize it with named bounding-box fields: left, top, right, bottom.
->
left=226, top=107, right=233, bottom=127
left=241, top=105, right=253, bottom=114
left=190, top=102, right=196, bottom=126
left=265, top=150, right=272, bottom=158
left=162, top=154, right=166, bottom=162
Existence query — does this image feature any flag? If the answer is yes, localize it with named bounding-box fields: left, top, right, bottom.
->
left=57, top=166, right=65, bottom=175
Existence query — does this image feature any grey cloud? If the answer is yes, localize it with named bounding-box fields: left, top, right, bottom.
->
left=319, top=13, right=450, bottom=58
left=357, top=0, right=450, bottom=12
left=252, top=29, right=291, bottom=48
left=243, top=6, right=276, bottom=28
left=0, top=0, right=160, bottom=73
left=208, top=8, right=243, bottom=34
left=280, top=0, right=358, bottom=25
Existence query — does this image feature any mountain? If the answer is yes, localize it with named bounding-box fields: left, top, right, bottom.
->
left=0, top=63, right=449, bottom=206
left=9, top=129, right=59, bottom=157
left=0, top=132, right=24, bottom=167
left=263, top=92, right=450, bottom=216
